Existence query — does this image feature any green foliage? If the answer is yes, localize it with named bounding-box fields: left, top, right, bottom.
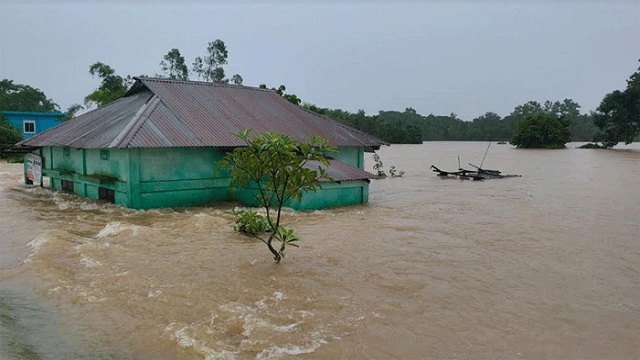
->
left=593, top=62, right=640, bottom=148
left=160, top=48, right=189, bottom=80
left=231, top=74, right=243, bottom=85
left=372, top=153, right=386, bottom=177
left=192, top=40, right=229, bottom=83
left=219, top=130, right=337, bottom=262
left=259, top=84, right=301, bottom=105
left=84, top=62, right=132, bottom=109
left=0, top=79, right=60, bottom=113
left=62, top=104, right=84, bottom=120
left=0, top=79, right=48, bottom=147
left=510, top=114, right=571, bottom=148
left=302, top=98, right=598, bottom=144
left=0, top=116, right=23, bottom=146
left=372, top=152, right=404, bottom=178
left=389, top=166, right=405, bottom=178
left=231, top=208, right=269, bottom=236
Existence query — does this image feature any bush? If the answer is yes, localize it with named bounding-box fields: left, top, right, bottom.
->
left=511, top=114, right=570, bottom=148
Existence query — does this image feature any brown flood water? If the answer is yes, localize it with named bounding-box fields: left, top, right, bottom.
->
left=1, top=142, right=639, bottom=359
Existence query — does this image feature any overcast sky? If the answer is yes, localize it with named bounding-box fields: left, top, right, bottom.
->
left=1, top=1, right=638, bottom=120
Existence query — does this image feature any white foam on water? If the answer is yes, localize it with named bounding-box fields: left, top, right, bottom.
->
left=95, top=221, right=141, bottom=238
left=23, top=233, right=50, bottom=263
left=255, top=298, right=267, bottom=309
left=79, top=201, right=102, bottom=211
left=298, top=310, right=314, bottom=318
left=80, top=255, right=101, bottom=268
left=254, top=291, right=285, bottom=310
left=165, top=323, right=237, bottom=360
left=78, top=291, right=106, bottom=303
left=255, top=336, right=328, bottom=360
left=241, top=314, right=300, bottom=337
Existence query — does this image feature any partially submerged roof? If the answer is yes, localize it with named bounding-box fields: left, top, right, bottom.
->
left=20, top=77, right=388, bottom=150
left=305, top=158, right=379, bottom=182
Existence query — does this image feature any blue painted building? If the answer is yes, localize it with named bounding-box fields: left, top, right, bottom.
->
left=3, top=111, right=66, bottom=139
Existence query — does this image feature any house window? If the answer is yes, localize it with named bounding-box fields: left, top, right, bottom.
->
left=100, top=149, right=110, bottom=160
left=63, top=147, right=70, bottom=157
left=98, top=187, right=115, bottom=203
left=23, top=120, right=35, bottom=134
left=61, top=180, right=74, bottom=193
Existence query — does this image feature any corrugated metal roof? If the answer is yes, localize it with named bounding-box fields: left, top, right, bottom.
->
left=21, top=77, right=388, bottom=149
left=19, top=92, right=153, bottom=148
left=305, top=158, right=379, bottom=182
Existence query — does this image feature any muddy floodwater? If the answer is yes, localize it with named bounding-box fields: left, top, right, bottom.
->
left=1, top=142, right=639, bottom=359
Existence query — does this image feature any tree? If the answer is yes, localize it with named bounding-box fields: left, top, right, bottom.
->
left=0, top=78, right=59, bottom=146
left=231, top=74, right=243, bottom=85
left=160, top=48, right=189, bottom=80
left=0, top=112, right=22, bottom=146
left=259, top=84, right=302, bottom=105
left=593, top=62, right=640, bottom=148
left=0, top=79, right=60, bottom=112
left=84, top=62, right=132, bottom=109
left=62, top=104, right=84, bottom=120
left=219, top=130, right=337, bottom=263
left=510, top=114, right=570, bottom=148
left=192, top=40, right=229, bottom=83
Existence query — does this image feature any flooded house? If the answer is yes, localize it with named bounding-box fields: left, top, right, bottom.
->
left=18, top=77, right=387, bottom=210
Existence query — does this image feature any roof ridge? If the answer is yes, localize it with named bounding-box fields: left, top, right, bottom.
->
left=296, top=106, right=390, bottom=146
left=136, top=77, right=276, bottom=93
left=109, top=94, right=160, bottom=148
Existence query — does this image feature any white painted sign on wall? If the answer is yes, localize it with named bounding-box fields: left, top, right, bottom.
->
left=26, top=153, right=42, bottom=185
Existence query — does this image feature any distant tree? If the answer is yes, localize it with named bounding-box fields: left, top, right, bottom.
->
left=259, top=84, right=302, bottom=105
left=84, top=62, right=132, bottom=109
left=0, top=79, right=58, bottom=146
left=511, top=101, right=545, bottom=118
left=160, top=48, right=189, bottom=80
left=219, top=130, right=336, bottom=263
left=0, top=79, right=60, bottom=112
left=511, top=114, right=570, bottom=148
left=0, top=112, right=22, bottom=146
left=544, top=99, right=581, bottom=119
left=231, top=74, right=243, bottom=85
left=569, top=113, right=598, bottom=141
left=468, top=112, right=503, bottom=141
left=593, top=62, right=640, bottom=148
left=62, top=104, right=84, bottom=120
left=192, top=40, right=229, bottom=83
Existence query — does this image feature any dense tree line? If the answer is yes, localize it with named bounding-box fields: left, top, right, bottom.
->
left=2, top=43, right=637, bottom=149
left=303, top=100, right=599, bottom=144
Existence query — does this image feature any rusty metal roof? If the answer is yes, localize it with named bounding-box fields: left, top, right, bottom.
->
left=305, top=158, right=379, bottom=182
left=19, top=92, right=153, bottom=148
left=21, top=77, right=388, bottom=149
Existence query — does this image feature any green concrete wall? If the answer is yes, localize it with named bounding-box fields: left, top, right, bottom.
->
left=42, top=147, right=129, bottom=206
left=232, top=181, right=369, bottom=211
left=36, top=145, right=370, bottom=210
left=333, top=146, right=364, bottom=169
left=135, top=147, right=231, bottom=209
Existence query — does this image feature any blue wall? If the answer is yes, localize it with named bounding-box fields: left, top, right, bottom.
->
left=3, top=111, right=66, bottom=139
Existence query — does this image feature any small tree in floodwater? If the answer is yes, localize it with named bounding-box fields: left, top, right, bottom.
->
left=372, top=152, right=404, bottom=178
left=219, top=130, right=336, bottom=263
